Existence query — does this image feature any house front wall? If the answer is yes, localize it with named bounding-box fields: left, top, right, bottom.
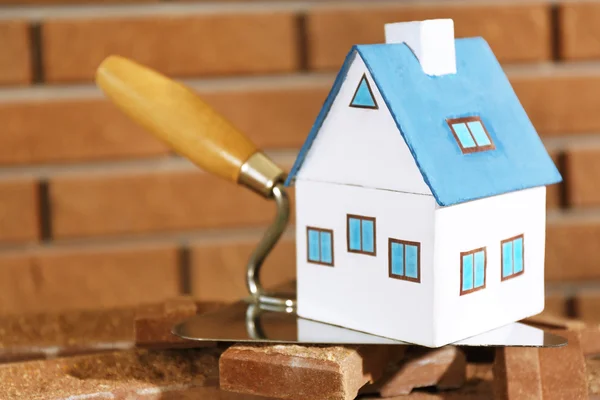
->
left=432, top=187, right=546, bottom=346
left=296, top=52, right=431, bottom=196
left=295, top=179, right=437, bottom=346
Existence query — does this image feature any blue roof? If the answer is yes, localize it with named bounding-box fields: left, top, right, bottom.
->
left=285, top=38, right=562, bottom=206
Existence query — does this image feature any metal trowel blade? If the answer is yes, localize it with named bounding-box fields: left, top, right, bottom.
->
left=172, top=299, right=567, bottom=348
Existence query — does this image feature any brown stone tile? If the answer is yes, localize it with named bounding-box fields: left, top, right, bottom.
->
left=565, top=146, right=600, bottom=207
left=587, top=355, right=600, bottom=397
left=545, top=221, right=600, bottom=282
left=41, top=12, right=299, bottom=83
left=307, top=2, right=551, bottom=71
left=0, top=348, right=223, bottom=399
left=49, top=169, right=295, bottom=238
left=0, top=178, right=39, bottom=244
left=190, top=238, right=296, bottom=303
left=362, top=362, right=493, bottom=399
left=539, top=330, right=588, bottom=400
left=0, top=85, right=326, bottom=165
left=0, top=244, right=180, bottom=314
left=493, top=347, right=542, bottom=399
left=0, top=20, right=32, bottom=85
left=366, top=347, right=466, bottom=397
left=580, top=326, right=600, bottom=357
left=559, top=1, right=600, bottom=61
left=220, top=344, right=401, bottom=400
left=134, top=297, right=223, bottom=348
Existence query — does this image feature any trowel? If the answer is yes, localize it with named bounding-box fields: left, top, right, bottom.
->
left=95, top=55, right=566, bottom=349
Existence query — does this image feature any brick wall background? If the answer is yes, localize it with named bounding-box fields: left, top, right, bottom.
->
left=0, top=0, right=599, bottom=320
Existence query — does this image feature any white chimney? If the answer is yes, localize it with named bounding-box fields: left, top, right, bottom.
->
left=384, top=19, right=456, bottom=76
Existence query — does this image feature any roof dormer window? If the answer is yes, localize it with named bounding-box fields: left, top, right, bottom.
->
left=447, top=117, right=495, bottom=154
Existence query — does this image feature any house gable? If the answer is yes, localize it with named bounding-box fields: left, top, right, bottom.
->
left=295, top=52, right=432, bottom=196
left=287, top=39, right=562, bottom=207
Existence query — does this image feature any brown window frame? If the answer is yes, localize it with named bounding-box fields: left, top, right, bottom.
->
left=501, top=234, right=525, bottom=281
left=460, top=247, right=487, bottom=296
left=349, top=73, right=379, bottom=110
left=346, top=214, right=377, bottom=256
left=388, top=239, right=421, bottom=283
left=447, top=116, right=495, bottom=154
left=306, top=226, right=335, bottom=267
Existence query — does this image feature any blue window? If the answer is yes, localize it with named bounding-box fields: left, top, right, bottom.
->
left=349, top=73, right=378, bottom=109
left=501, top=234, right=524, bottom=280
left=460, top=247, right=486, bottom=295
left=389, top=239, right=421, bottom=283
left=447, top=117, right=495, bottom=154
left=307, top=227, right=334, bottom=266
left=347, top=214, right=376, bottom=255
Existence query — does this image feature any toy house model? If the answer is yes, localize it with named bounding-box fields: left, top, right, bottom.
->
left=285, top=19, right=562, bottom=348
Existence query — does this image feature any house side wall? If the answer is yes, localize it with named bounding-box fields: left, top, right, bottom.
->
left=295, top=179, right=437, bottom=346
left=296, top=53, right=431, bottom=196
left=432, top=187, right=546, bottom=346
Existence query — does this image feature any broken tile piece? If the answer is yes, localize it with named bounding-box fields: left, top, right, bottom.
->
left=134, top=297, right=222, bottom=348
left=219, top=344, right=403, bottom=400
left=539, top=330, right=588, bottom=400
left=368, top=346, right=467, bottom=397
left=361, top=362, right=493, bottom=399
left=493, top=347, right=542, bottom=399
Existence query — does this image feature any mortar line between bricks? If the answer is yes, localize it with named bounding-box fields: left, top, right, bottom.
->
left=0, top=72, right=336, bottom=102
left=178, top=246, right=192, bottom=296
left=6, top=60, right=600, bottom=101
left=28, top=22, right=44, bottom=84
left=0, top=0, right=541, bottom=20
left=37, top=179, right=52, bottom=242
left=0, top=226, right=296, bottom=255
left=0, top=151, right=298, bottom=178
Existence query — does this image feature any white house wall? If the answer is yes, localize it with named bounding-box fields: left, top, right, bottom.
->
left=295, top=179, right=437, bottom=346
left=432, top=187, right=547, bottom=346
left=296, top=52, right=432, bottom=196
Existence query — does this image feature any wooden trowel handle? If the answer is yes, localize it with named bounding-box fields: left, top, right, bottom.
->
left=95, top=55, right=264, bottom=185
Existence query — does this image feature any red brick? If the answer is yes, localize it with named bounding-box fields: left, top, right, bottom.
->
left=546, top=220, right=600, bottom=282
left=203, top=85, right=326, bottom=151
left=0, top=84, right=326, bottom=165
left=576, top=291, right=600, bottom=324
left=544, top=292, right=568, bottom=317
left=41, top=13, right=299, bottom=83
left=559, top=1, right=600, bottom=60
left=0, top=20, right=31, bottom=85
left=0, top=244, right=180, bottom=314
left=511, top=74, right=600, bottom=136
left=49, top=168, right=295, bottom=239
left=565, top=146, right=600, bottom=207
left=307, top=3, right=551, bottom=71
left=0, top=98, right=169, bottom=165
left=0, top=178, right=39, bottom=243
left=191, top=237, right=296, bottom=303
